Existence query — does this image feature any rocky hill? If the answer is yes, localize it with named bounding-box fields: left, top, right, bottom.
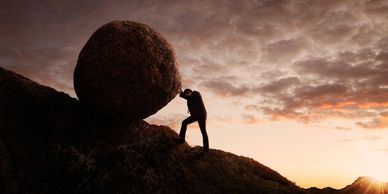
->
left=336, top=177, right=388, bottom=194
left=0, top=66, right=306, bottom=194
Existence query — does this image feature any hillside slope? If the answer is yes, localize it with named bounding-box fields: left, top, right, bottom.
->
left=0, top=67, right=304, bottom=194
left=336, top=177, right=388, bottom=194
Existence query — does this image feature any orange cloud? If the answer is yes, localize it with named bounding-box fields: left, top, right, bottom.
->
left=318, top=101, right=358, bottom=109
left=357, top=102, right=388, bottom=109
left=357, top=115, right=388, bottom=129
left=241, top=114, right=261, bottom=125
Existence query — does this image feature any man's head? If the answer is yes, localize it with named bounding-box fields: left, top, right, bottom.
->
left=183, top=88, right=193, bottom=96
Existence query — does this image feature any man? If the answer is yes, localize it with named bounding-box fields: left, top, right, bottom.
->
left=179, top=88, right=209, bottom=152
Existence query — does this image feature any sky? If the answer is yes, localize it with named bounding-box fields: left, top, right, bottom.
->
left=1, top=0, right=388, bottom=189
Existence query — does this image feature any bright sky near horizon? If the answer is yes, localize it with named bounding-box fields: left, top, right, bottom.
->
left=1, top=0, right=388, bottom=189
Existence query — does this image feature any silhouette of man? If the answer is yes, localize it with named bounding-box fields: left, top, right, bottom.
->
left=179, top=88, right=209, bottom=152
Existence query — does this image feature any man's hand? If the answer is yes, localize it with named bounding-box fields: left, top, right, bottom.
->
left=179, top=88, right=185, bottom=98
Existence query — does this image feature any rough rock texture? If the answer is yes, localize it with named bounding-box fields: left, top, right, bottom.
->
left=74, top=20, right=181, bottom=120
left=0, top=139, right=17, bottom=194
left=0, top=67, right=86, bottom=167
left=0, top=67, right=305, bottom=194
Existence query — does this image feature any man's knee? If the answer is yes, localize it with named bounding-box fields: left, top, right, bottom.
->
left=182, top=120, right=189, bottom=126
left=183, top=117, right=196, bottom=125
left=182, top=120, right=186, bottom=125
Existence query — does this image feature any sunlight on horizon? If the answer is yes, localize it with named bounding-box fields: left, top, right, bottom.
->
left=360, top=148, right=388, bottom=183
left=150, top=101, right=388, bottom=189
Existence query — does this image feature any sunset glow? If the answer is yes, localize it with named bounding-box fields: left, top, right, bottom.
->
left=1, top=0, right=388, bottom=189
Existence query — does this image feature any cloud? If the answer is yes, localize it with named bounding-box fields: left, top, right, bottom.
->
left=215, top=116, right=235, bottom=123
left=254, top=83, right=352, bottom=121
left=362, top=136, right=383, bottom=141
left=356, top=113, right=388, bottom=129
left=2, top=0, right=388, bottom=130
left=253, top=46, right=388, bottom=125
left=254, top=77, right=300, bottom=94
left=294, top=57, right=379, bottom=80
left=191, top=57, right=230, bottom=78
left=338, top=136, right=383, bottom=142
left=0, top=47, right=76, bottom=95
left=311, top=24, right=355, bottom=45
left=201, top=77, right=250, bottom=97
left=335, top=126, right=352, bottom=131
left=261, top=39, right=307, bottom=63
left=241, top=114, right=261, bottom=125
left=338, top=138, right=356, bottom=142
left=259, top=69, right=287, bottom=80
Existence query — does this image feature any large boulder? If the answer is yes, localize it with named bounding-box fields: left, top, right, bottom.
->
left=74, top=20, right=181, bottom=120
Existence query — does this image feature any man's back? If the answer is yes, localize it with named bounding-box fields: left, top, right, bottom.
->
left=186, top=91, right=207, bottom=118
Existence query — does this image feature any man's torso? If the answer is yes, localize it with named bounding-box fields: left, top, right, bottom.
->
left=187, top=91, right=207, bottom=118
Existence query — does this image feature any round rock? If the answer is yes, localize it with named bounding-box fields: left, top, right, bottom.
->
left=74, top=20, right=181, bottom=119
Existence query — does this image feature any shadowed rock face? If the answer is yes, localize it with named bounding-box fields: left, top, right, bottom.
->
left=74, top=20, right=181, bottom=120
left=0, top=67, right=86, bottom=167
left=0, top=67, right=304, bottom=194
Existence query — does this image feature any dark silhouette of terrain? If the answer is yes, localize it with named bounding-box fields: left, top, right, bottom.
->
left=337, top=177, right=388, bottom=194
left=0, top=67, right=303, bottom=194
left=1, top=67, right=387, bottom=194
left=307, top=176, right=388, bottom=194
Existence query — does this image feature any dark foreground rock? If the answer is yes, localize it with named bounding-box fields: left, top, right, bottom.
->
left=74, top=20, right=181, bottom=120
left=0, top=66, right=86, bottom=167
left=0, top=67, right=304, bottom=194
left=306, top=187, right=338, bottom=194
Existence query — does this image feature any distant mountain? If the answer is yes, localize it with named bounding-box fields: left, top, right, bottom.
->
left=306, top=186, right=338, bottom=194
left=335, top=176, right=388, bottom=194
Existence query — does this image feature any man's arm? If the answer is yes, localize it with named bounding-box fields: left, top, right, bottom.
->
left=179, top=89, right=188, bottom=99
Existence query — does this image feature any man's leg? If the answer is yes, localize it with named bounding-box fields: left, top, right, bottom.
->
left=198, top=118, right=209, bottom=151
left=179, top=116, right=196, bottom=139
